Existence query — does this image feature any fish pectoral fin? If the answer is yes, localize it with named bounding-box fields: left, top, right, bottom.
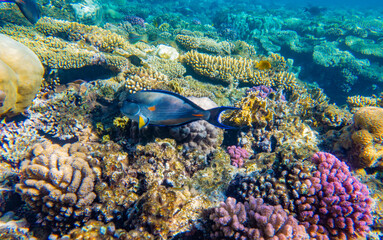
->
left=138, top=115, right=149, bottom=129
left=148, top=105, right=156, bottom=111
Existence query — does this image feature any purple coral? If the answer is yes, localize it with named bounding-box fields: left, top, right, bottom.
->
left=125, top=16, right=145, bottom=28
left=210, top=196, right=308, bottom=240
left=227, top=146, right=250, bottom=168
left=246, top=85, right=286, bottom=101
left=296, top=152, right=373, bottom=240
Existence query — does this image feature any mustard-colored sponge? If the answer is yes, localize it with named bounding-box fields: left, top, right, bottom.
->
left=0, top=34, right=44, bottom=116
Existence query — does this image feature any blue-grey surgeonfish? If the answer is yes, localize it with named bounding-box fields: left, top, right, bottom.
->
left=121, top=90, right=240, bottom=129
left=0, top=0, right=41, bottom=24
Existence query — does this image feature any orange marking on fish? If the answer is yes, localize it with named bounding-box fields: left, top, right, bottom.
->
left=148, top=106, right=156, bottom=111
left=192, top=114, right=204, bottom=117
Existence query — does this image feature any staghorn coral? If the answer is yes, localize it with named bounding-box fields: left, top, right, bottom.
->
left=0, top=34, right=44, bottom=116
left=209, top=196, right=309, bottom=239
left=16, top=140, right=97, bottom=231
left=296, top=152, right=373, bottom=240
left=182, top=50, right=298, bottom=90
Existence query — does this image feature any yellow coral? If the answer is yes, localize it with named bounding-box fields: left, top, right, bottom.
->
left=347, top=95, right=377, bottom=112
left=343, top=107, right=383, bottom=168
left=117, top=66, right=168, bottom=93
left=224, top=92, right=272, bottom=127
left=0, top=34, right=43, bottom=116
left=182, top=50, right=298, bottom=90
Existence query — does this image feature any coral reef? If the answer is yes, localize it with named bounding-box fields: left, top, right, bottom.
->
left=295, top=152, right=373, bottom=239
left=209, top=196, right=309, bottom=239
left=16, top=141, right=98, bottom=231
left=0, top=34, right=44, bottom=116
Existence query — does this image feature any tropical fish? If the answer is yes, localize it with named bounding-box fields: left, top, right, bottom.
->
left=121, top=90, right=240, bottom=129
left=128, top=32, right=148, bottom=44
left=0, top=0, right=41, bottom=24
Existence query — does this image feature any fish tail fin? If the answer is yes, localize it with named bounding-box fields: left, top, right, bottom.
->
left=14, top=0, right=41, bottom=24
left=207, top=107, right=240, bottom=129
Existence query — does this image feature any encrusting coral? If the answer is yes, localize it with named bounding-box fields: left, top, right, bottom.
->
left=16, top=140, right=98, bottom=231
left=0, top=34, right=44, bottom=116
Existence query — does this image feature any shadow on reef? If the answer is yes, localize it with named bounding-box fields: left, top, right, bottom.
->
left=57, top=65, right=116, bottom=84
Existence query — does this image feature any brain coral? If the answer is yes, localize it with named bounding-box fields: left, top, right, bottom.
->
left=16, top=140, right=97, bottom=230
left=0, top=34, right=43, bottom=116
left=351, top=106, right=383, bottom=168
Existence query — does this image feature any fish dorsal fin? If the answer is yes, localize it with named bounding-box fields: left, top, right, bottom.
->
left=139, top=115, right=149, bottom=129
left=139, top=89, right=204, bottom=111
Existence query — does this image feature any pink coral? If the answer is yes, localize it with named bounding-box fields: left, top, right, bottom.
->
left=210, top=196, right=308, bottom=240
left=296, top=152, right=373, bottom=240
left=227, top=146, right=250, bottom=168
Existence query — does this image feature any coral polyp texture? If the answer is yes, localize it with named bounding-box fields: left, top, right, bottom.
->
left=295, top=152, right=373, bottom=240
left=0, top=34, right=44, bottom=116
left=15, top=141, right=97, bottom=230
left=209, top=196, right=309, bottom=239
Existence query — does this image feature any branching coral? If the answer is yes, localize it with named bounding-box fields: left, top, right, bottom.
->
left=16, top=140, right=98, bottom=231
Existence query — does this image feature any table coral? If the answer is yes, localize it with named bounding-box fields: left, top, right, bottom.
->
left=0, top=24, right=128, bottom=71
left=182, top=50, right=298, bottom=90
left=0, top=34, right=44, bottom=116
left=295, top=152, right=373, bottom=240
left=117, top=65, right=169, bottom=94
left=176, top=34, right=234, bottom=55
left=209, top=196, right=309, bottom=239
left=16, top=140, right=97, bottom=231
